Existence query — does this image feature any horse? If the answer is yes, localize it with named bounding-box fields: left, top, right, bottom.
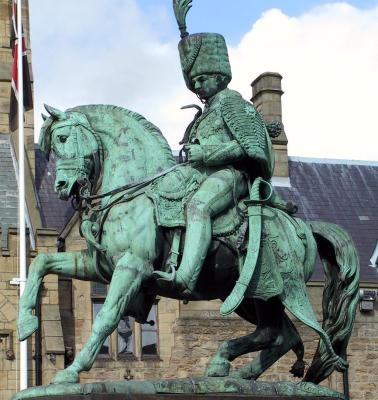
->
left=17, top=104, right=359, bottom=385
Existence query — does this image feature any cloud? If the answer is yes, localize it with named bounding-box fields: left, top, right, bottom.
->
left=31, top=1, right=378, bottom=161
left=229, top=3, right=378, bottom=161
left=30, top=0, right=193, bottom=147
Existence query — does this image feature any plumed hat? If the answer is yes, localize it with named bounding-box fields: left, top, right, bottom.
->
left=173, top=0, right=232, bottom=91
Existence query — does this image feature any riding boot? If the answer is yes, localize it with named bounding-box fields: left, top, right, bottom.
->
left=175, top=214, right=212, bottom=294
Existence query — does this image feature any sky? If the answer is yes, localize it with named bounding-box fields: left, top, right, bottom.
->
left=29, top=0, right=378, bottom=161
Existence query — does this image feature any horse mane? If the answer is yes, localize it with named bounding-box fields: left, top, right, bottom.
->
left=68, top=105, right=176, bottom=165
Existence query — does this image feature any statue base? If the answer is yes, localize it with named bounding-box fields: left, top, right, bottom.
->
left=12, top=377, right=344, bottom=400
left=26, top=396, right=341, bottom=400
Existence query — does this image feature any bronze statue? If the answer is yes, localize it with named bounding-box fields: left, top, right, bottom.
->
left=14, top=1, right=359, bottom=398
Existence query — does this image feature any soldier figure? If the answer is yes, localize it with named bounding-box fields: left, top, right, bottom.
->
left=155, top=0, right=290, bottom=302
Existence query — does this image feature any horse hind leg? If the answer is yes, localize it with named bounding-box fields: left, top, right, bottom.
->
left=230, top=315, right=305, bottom=380
left=206, top=297, right=285, bottom=377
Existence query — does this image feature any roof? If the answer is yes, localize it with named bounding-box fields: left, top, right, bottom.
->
left=0, top=134, right=18, bottom=232
left=35, top=146, right=74, bottom=231
left=35, top=150, right=378, bottom=283
left=277, top=159, right=378, bottom=283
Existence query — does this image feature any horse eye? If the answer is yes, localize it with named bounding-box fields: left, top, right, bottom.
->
left=59, top=136, right=68, bottom=143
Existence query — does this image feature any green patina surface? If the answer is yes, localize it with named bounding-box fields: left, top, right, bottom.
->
left=12, top=377, right=344, bottom=400
left=14, top=0, right=360, bottom=398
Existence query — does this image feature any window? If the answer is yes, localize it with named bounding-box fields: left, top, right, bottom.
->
left=117, top=314, right=135, bottom=356
left=91, top=282, right=135, bottom=358
left=141, top=304, right=158, bottom=357
left=90, top=283, right=159, bottom=360
left=92, top=301, right=111, bottom=355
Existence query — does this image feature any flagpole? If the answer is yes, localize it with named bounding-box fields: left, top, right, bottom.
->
left=17, top=0, right=28, bottom=391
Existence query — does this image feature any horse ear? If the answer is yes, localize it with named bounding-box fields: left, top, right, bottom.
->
left=41, top=113, right=48, bottom=121
left=44, top=104, right=66, bottom=120
left=39, top=116, right=54, bottom=160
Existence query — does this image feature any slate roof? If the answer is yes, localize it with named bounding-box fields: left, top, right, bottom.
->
left=34, top=149, right=377, bottom=283
left=35, top=147, right=74, bottom=231
left=0, top=134, right=18, bottom=232
left=277, top=158, right=378, bottom=283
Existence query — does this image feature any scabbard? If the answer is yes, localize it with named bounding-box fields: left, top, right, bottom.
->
left=220, top=179, right=263, bottom=316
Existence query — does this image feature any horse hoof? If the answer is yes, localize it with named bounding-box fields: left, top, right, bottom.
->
left=205, top=358, right=231, bottom=377
left=18, top=314, right=38, bottom=341
left=229, top=369, right=253, bottom=380
left=52, top=369, right=79, bottom=384
left=290, top=360, right=305, bottom=378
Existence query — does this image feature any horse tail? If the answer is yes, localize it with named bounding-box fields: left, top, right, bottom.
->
left=304, top=221, right=360, bottom=383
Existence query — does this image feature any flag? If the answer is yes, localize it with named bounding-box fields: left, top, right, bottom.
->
left=9, top=0, right=33, bottom=132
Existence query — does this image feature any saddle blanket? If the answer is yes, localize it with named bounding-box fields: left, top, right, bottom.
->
left=145, top=164, right=246, bottom=237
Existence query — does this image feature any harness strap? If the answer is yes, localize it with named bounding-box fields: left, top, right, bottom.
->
left=83, top=162, right=189, bottom=202
left=166, top=229, right=182, bottom=271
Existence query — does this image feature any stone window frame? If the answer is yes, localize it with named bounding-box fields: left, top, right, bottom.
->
left=91, top=283, right=136, bottom=360
left=140, top=301, right=160, bottom=361
left=91, top=283, right=160, bottom=361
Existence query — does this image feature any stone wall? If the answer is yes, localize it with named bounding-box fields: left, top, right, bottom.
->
left=0, top=0, right=35, bottom=174
left=0, top=227, right=64, bottom=399
left=58, top=215, right=378, bottom=399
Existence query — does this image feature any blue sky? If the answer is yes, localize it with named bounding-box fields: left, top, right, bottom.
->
left=137, top=0, right=377, bottom=43
left=29, top=1, right=378, bottom=161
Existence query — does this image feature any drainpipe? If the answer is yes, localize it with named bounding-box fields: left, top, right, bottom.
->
left=34, top=287, right=42, bottom=386
left=17, top=0, right=28, bottom=390
left=343, top=355, right=350, bottom=400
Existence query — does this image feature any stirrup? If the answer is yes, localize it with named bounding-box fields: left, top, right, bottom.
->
left=152, top=264, right=176, bottom=282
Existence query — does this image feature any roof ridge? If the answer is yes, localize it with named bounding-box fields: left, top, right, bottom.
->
left=289, top=156, right=378, bottom=167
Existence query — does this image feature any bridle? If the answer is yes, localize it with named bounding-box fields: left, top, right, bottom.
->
left=52, top=116, right=104, bottom=211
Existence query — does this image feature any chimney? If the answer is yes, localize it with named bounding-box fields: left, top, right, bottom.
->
left=251, top=72, right=289, bottom=178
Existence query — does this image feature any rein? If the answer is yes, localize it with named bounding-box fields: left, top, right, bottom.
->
left=80, top=162, right=189, bottom=203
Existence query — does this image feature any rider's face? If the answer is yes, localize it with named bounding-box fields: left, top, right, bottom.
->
left=192, top=74, right=223, bottom=100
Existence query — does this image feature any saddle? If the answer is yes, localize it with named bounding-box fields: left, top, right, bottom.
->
left=145, top=164, right=247, bottom=237
left=145, top=165, right=305, bottom=304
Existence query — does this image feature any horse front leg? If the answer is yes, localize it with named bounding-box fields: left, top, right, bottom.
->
left=18, top=251, right=96, bottom=341
left=52, top=253, right=151, bottom=384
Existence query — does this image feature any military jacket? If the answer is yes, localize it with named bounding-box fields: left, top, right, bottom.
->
left=188, top=88, right=275, bottom=180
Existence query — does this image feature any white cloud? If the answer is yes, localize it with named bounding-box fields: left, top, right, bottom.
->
left=229, top=3, right=378, bottom=161
left=31, top=2, right=378, bottom=161
left=30, top=0, right=193, bottom=148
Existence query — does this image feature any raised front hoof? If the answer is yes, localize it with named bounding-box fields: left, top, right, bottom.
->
left=51, top=369, right=79, bottom=384
left=17, top=314, right=38, bottom=341
left=205, top=358, right=231, bottom=377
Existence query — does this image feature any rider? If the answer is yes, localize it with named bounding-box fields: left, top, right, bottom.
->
left=154, top=2, right=280, bottom=295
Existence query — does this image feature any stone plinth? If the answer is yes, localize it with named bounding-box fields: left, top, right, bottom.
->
left=28, top=396, right=342, bottom=400
left=12, top=377, right=344, bottom=400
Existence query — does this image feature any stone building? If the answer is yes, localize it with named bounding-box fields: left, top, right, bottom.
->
left=1, top=1, right=378, bottom=400
left=0, top=1, right=65, bottom=398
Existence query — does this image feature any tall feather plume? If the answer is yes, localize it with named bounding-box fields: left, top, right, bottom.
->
left=173, top=0, right=192, bottom=38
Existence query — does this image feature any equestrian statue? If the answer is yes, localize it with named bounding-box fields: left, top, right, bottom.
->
left=16, top=0, right=359, bottom=396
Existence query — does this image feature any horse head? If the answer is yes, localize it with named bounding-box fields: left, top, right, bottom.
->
left=40, top=105, right=101, bottom=201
